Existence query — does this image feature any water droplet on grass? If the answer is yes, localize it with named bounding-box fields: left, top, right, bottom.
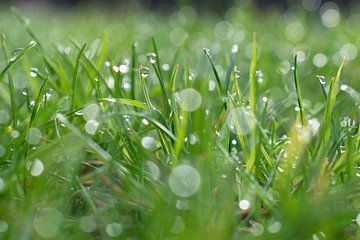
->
left=177, top=88, right=202, bottom=112
left=105, top=223, right=123, bottom=237
left=267, top=221, right=282, bottom=233
left=340, top=84, right=348, bottom=91
left=141, top=67, right=150, bottom=78
left=145, top=161, right=160, bottom=180
left=112, top=65, right=119, bottom=73
left=316, top=75, right=326, bottom=85
left=85, top=120, right=99, bottom=135
left=239, top=199, right=250, bottom=210
left=26, top=128, right=42, bottom=145
left=294, top=106, right=300, bottom=112
left=141, top=136, right=157, bottom=150
left=147, top=53, right=157, bottom=64
left=171, top=216, right=185, bottom=234
left=208, top=80, right=216, bottom=91
left=79, top=216, right=97, bottom=233
left=169, top=165, right=201, bottom=198
left=228, top=107, right=256, bottom=135
left=119, top=64, right=129, bottom=74
left=105, top=61, right=110, bottom=67
left=0, top=220, right=8, bottom=233
left=11, top=130, right=20, bottom=138
left=33, top=208, right=63, bottom=238
left=231, top=44, right=239, bottom=53
left=27, top=159, right=44, bottom=177
left=83, top=103, right=100, bottom=121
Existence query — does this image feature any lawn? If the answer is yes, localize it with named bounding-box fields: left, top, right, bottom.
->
left=0, top=2, right=359, bottom=239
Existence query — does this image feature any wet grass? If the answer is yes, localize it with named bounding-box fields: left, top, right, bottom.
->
left=0, top=4, right=359, bottom=240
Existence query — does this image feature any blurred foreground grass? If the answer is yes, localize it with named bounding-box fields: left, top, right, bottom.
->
left=0, top=3, right=359, bottom=239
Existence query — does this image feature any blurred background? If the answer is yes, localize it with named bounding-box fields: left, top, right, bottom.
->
left=3, top=0, right=359, bottom=11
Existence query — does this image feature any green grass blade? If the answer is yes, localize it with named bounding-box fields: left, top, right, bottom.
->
left=293, top=55, right=306, bottom=126
left=203, top=48, right=223, bottom=94
left=0, top=40, right=37, bottom=84
left=70, top=43, right=86, bottom=120
left=100, top=98, right=147, bottom=109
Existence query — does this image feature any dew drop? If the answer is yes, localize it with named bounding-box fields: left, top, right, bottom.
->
left=294, top=106, right=300, bottom=112
left=316, top=75, right=326, bottom=85
left=141, top=67, right=150, bottom=78
left=162, top=63, right=170, bottom=71
left=0, top=220, right=8, bottom=233
left=168, top=165, right=201, bottom=198
left=141, top=136, right=157, bottom=150
left=340, top=84, right=348, bottom=91
left=27, top=159, right=44, bottom=177
left=145, top=161, right=160, bottom=180
left=208, top=80, right=216, bottom=91
left=171, top=216, right=185, bottom=234
left=177, top=88, right=202, bottom=112
left=119, top=64, right=129, bottom=74
left=147, top=53, right=157, bottom=64
left=228, top=107, right=256, bottom=135
left=33, top=208, right=63, bottom=238
left=105, top=61, right=110, bottom=67
left=26, top=128, right=42, bottom=145
left=85, top=120, right=99, bottom=135
left=105, top=222, right=123, bottom=237
left=83, top=103, right=100, bottom=121
left=11, top=130, right=20, bottom=139
left=267, top=221, right=282, bottom=233
left=231, top=44, right=239, bottom=54
left=239, top=199, right=250, bottom=210
left=112, top=65, right=119, bottom=73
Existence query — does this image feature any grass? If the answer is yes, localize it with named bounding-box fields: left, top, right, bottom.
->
left=0, top=3, right=359, bottom=239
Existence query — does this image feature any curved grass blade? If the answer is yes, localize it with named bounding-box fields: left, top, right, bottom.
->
left=293, top=55, right=306, bottom=126
left=29, top=69, right=48, bottom=126
left=1, top=34, right=17, bottom=128
left=70, top=43, right=86, bottom=120
left=0, top=40, right=37, bottom=84
left=203, top=48, right=223, bottom=94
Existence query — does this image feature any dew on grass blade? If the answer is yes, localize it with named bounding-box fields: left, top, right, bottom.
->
left=189, top=134, right=197, bottom=145
left=33, top=208, right=63, bottom=238
left=267, top=221, right=282, bottom=233
left=251, top=222, right=264, bottom=236
left=112, top=65, right=119, bottom=73
left=27, top=159, right=44, bottom=177
left=147, top=53, right=157, bottom=64
left=228, top=107, right=256, bottom=135
left=11, top=130, right=20, bottom=139
left=85, top=120, right=99, bottom=135
left=83, top=103, right=100, bottom=121
left=0, top=220, right=8, bottom=233
left=119, top=64, right=129, bottom=74
left=231, top=44, right=238, bottom=53
left=176, top=199, right=189, bottom=210
left=208, top=80, right=216, bottom=91
left=141, top=136, right=157, bottom=150
left=340, top=84, right=348, bottom=91
left=316, top=75, right=326, bottom=85
left=26, top=128, right=42, bottom=145
left=141, top=67, right=150, bottom=78
left=105, top=61, right=110, bottom=67
left=168, top=165, right=201, bottom=198
left=145, top=161, right=160, bottom=180
left=105, top=222, right=123, bottom=237
left=177, top=88, right=202, bottom=112
left=239, top=199, right=250, bottom=210
left=79, top=216, right=97, bottom=233
left=171, top=216, right=185, bottom=234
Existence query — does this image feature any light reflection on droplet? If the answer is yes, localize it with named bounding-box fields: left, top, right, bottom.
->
left=239, top=199, right=250, bottom=210
left=26, top=128, right=42, bottom=145
left=168, top=165, right=201, bottom=198
left=177, top=88, right=202, bottom=112
left=208, top=80, right=216, bottom=91
left=27, top=159, right=44, bottom=177
left=119, top=64, right=129, bottom=74
left=85, top=120, right=99, bottom=135
left=141, top=136, right=157, bottom=150
left=33, top=208, right=63, bottom=238
left=147, top=53, right=157, bottom=64
left=83, top=103, right=100, bottom=121
left=105, top=222, right=123, bottom=237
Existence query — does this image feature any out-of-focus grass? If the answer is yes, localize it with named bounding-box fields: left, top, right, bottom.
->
left=0, top=3, right=359, bottom=239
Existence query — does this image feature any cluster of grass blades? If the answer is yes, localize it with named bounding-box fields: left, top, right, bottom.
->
left=0, top=7, right=359, bottom=240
